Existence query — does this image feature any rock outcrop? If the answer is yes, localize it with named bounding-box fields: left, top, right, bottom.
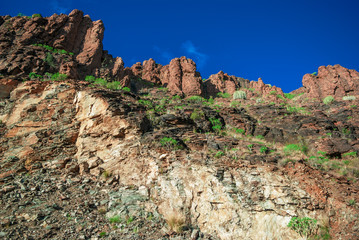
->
left=0, top=9, right=104, bottom=78
left=302, top=64, right=359, bottom=99
left=204, top=71, right=243, bottom=96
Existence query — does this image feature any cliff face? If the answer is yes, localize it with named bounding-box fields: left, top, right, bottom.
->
left=1, top=10, right=359, bottom=240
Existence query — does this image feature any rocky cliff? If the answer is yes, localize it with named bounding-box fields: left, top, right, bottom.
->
left=1, top=10, right=359, bottom=240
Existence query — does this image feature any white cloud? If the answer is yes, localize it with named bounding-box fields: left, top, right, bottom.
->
left=50, top=0, right=70, bottom=14
left=181, top=40, right=208, bottom=68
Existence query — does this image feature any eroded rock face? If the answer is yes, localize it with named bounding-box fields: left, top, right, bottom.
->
left=204, top=71, right=243, bottom=96
left=142, top=58, right=162, bottom=84
left=164, top=57, right=202, bottom=96
left=0, top=10, right=104, bottom=78
left=250, top=78, right=285, bottom=101
left=302, top=64, right=359, bottom=99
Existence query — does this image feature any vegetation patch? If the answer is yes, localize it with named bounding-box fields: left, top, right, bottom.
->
left=287, top=217, right=317, bottom=239
left=233, top=90, right=246, bottom=100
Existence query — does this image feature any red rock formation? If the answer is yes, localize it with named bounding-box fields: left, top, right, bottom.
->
left=142, top=58, right=162, bottom=84
left=0, top=10, right=104, bottom=78
left=302, top=64, right=359, bottom=99
left=164, top=57, right=202, bottom=96
left=204, top=71, right=241, bottom=96
left=250, top=78, right=284, bottom=96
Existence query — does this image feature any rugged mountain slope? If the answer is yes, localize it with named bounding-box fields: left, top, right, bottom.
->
left=1, top=10, right=359, bottom=240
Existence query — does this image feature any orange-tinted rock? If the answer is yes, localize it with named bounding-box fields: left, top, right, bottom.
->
left=250, top=78, right=284, bottom=101
left=302, top=64, right=359, bottom=99
left=142, top=58, right=162, bottom=84
left=0, top=79, right=20, bottom=98
left=0, top=10, right=104, bottom=78
left=165, top=57, right=202, bottom=96
left=204, top=71, right=241, bottom=96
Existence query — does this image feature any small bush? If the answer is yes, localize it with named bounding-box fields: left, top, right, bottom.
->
left=343, top=151, right=357, bottom=157
left=85, top=75, right=96, bottom=83
left=269, top=90, right=277, bottom=95
left=235, top=128, right=245, bottom=134
left=106, top=81, right=121, bottom=90
left=233, top=90, right=247, bottom=100
left=32, top=13, right=42, bottom=18
left=209, top=118, right=222, bottom=133
left=51, top=72, right=67, bottom=81
left=190, top=109, right=204, bottom=121
left=93, top=78, right=107, bottom=87
left=260, top=146, right=268, bottom=153
left=217, top=92, right=231, bottom=98
left=323, top=96, right=334, bottom=105
left=215, top=151, right=225, bottom=158
left=109, top=216, right=122, bottom=224
left=283, top=144, right=302, bottom=154
left=29, top=72, right=42, bottom=80
left=284, top=93, right=295, bottom=99
left=44, top=52, right=56, bottom=68
left=122, top=87, right=131, bottom=92
left=160, top=137, right=182, bottom=150
left=343, top=96, right=356, bottom=101
left=187, top=96, right=205, bottom=103
left=287, top=217, right=317, bottom=238
left=311, top=72, right=317, bottom=76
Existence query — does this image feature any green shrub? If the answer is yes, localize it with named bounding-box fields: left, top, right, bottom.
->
left=343, top=151, right=357, bottom=157
left=235, top=128, right=245, bottom=134
left=311, top=72, right=317, bottom=76
left=138, top=99, right=153, bottom=108
left=323, top=96, right=334, bottom=105
left=44, top=52, right=56, bottom=68
left=109, top=216, right=122, bottom=224
left=209, top=118, right=222, bottom=133
left=207, top=96, right=214, bottom=104
left=233, top=90, right=247, bottom=100
left=32, top=13, right=42, bottom=18
left=106, top=81, right=121, bottom=90
left=217, top=92, right=231, bottom=98
left=187, top=96, right=205, bottom=103
left=343, top=96, right=356, bottom=101
left=215, top=151, right=225, bottom=158
left=160, top=137, right=182, bottom=150
left=260, top=146, right=268, bottom=153
left=190, top=109, right=204, bottom=121
left=269, top=90, right=277, bottom=95
left=122, top=87, right=131, bottom=92
left=287, top=217, right=317, bottom=238
left=93, top=78, right=107, bottom=87
left=85, top=75, right=96, bottom=83
left=29, top=72, right=42, bottom=80
left=51, top=72, right=67, bottom=81
left=283, top=144, right=302, bottom=154
left=284, top=93, right=295, bottom=99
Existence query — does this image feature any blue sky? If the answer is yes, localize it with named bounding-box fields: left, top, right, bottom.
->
left=1, top=0, right=359, bottom=92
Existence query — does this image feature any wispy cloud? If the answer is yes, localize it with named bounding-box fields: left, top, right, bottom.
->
left=50, top=0, right=70, bottom=14
left=181, top=40, right=208, bottom=68
left=153, top=46, right=174, bottom=64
